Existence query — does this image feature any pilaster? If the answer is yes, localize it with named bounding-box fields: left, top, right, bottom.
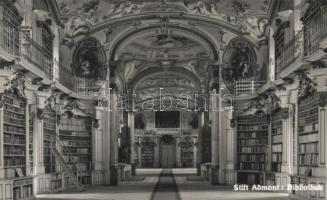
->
left=175, top=137, right=181, bottom=168
left=210, top=89, right=219, bottom=185
left=128, top=111, right=136, bottom=175
left=92, top=106, right=105, bottom=185
left=153, top=137, right=160, bottom=168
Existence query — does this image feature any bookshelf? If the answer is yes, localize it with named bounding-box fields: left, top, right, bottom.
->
left=2, top=94, right=34, bottom=200
left=236, top=114, right=269, bottom=184
left=59, top=115, right=92, bottom=185
left=139, top=137, right=154, bottom=167
left=271, top=110, right=283, bottom=172
left=43, top=107, right=57, bottom=174
left=3, top=94, right=26, bottom=179
left=28, top=107, right=33, bottom=175
left=298, top=92, right=319, bottom=172
left=180, top=137, right=194, bottom=167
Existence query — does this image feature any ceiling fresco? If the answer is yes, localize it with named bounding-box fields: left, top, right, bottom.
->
left=55, top=0, right=274, bottom=41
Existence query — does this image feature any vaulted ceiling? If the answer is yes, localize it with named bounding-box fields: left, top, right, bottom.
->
left=52, top=0, right=275, bottom=96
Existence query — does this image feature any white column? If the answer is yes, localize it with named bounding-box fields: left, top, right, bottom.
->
left=128, top=111, right=136, bottom=174
left=268, top=27, right=275, bottom=81
left=102, top=108, right=111, bottom=185
left=154, top=137, right=160, bottom=167
left=0, top=100, right=4, bottom=178
left=319, top=103, right=327, bottom=166
left=176, top=137, right=181, bottom=168
left=224, top=109, right=237, bottom=184
left=210, top=89, right=219, bottom=185
left=109, top=89, right=118, bottom=185
left=25, top=103, right=30, bottom=176
left=92, top=107, right=104, bottom=185
left=137, top=137, right=142, bottom=166
left=193, top=137, right=197, bottom=168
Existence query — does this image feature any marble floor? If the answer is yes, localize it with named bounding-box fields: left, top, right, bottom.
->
left=36, top=168, right=290, bottom=200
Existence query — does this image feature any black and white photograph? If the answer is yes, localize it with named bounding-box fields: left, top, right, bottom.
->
left=0, top=0, right=326, bottom=199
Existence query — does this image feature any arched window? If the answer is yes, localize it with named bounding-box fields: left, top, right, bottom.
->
left=0, top=0, right=21, bottom=56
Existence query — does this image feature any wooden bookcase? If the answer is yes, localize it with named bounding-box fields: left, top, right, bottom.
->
left=271, top=110, right=283, bottom=172
left=3, top=95, right=26, bottom=178
left=2, top=94, right=34, bottom=200
left=59, top=115, right=92, bottom=185
left=180, top=136, right=194, bottom=167
left=139, top=137, right=154, bottom=167
left=43, top=107, right=57, bottom=174
left=28, top=108, right=33, bottom=175
left=298, top=92, right=319, bottom=172
left=236, top=114, right=269, bottom=184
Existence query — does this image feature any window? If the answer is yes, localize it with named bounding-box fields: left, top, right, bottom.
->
left=0, top=0, right=21, bottom=56
left=40, top=22, right=54, bottom=79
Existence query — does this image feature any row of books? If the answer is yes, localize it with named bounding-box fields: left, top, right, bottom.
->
left=59, top=125, right=92, bottom=131
left=4, top=167, right=25, bottom=178
left=62, top=140, right=91, bottom=147
left=4, top=134, right=25, bottom=144
left=238, top=162, right=266, bottom=170
left=63, top=155, right=91, bottom=163
left=298, top=108, right=319, bottom=118
left=4, top=158, right=25, bottom=166
left=272, top=127, right=282, bottom=135
left=299, top=142, right=319, bottom=153
left=238, top=146, right=266, bottom=153
left=13, top=185, right=33, bottom=199
left=13, top=178, right=33, bottom=186
left=4, top=110, right=25, bottom=119
left=238, top=154, right=266, bottom=162
left=44, top=122, right=56, bottom=130
left=237, top=115, right=269, bottom=123
left=272, top=135, right=282, bottom=143
left=271, top=163, right=281, bottom=172
left=299, top=153, right=319, bottom=166
left=63, top=147, right=90, bottom=154
left=3, top=104, right=25, bottom=114
left=238, top=131, right=267, bottom=138
left=4, top=146, right=25, bottom=155
left=59, top=130, right=91, bottom=137
left=238, top=125, right=268, bottom=131
left=238, top=138, right=268, bottom=146
left=299, top=116, right=319, bottom=125
left=272, top=153, right=282, bottom=162
left=272, top=144, right=282, bottom=152
left=4, top=116, right=25, bottom=126
left=44, top=129, right=56, bottom=135
left=4, top=124, right=25, bottom=134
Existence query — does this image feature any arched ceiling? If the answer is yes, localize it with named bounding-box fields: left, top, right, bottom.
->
left=55, top=0, right=274, bottom=40
left=53, top=0, right=273, bottom=95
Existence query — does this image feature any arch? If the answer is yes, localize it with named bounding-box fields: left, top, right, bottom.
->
left=72, top=37, right=107, bottom=80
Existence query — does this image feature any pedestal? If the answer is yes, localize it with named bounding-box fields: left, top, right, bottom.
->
left=210, top=164, right=219, bottom=185
left=110, top=165, right=118, bottom=186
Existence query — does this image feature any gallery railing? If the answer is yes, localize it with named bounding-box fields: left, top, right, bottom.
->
left=234, top=79, right=265, bottom=96
left=275, top=30, right=304, bottom=76
left=20, top=31, right=53, bottom=80
left=74, top=77, right=105, bottom=97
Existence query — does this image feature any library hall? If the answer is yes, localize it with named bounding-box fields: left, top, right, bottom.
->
left=0, top=0, right=326, bottom=200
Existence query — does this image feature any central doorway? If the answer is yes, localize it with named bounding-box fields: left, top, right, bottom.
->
left=160, top=135, right=176, bottom=168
